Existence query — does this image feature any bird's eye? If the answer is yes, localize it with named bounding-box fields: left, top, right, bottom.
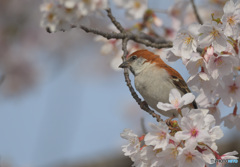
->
left=131, top=55, right=137, bottom=60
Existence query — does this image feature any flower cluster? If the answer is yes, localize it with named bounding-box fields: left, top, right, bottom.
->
left=170, top=0, right=240, bottom=130
left=40, top=0, right=108, bottom=32
left=121, top=88, right=238, bottom=166
left=113, top=0, right=147, bottom=20
left=121, top=106, right=238, bottom=167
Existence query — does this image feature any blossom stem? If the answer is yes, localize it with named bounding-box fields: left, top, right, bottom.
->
left=204, top=144, right=221, bottom=159
left=177, top=108, right=183, bottom=117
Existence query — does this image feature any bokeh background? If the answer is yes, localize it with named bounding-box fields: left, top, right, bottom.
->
left=0, top=0, right=239, bottom=167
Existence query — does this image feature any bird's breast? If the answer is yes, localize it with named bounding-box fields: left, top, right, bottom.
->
left=134, top=67, right=178, bottom=117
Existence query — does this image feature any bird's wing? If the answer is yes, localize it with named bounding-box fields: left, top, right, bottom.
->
left=171, top=75, right=191, bottom=94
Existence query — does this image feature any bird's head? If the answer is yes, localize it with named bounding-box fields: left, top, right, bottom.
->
left=119, top=49, right=163, bottom=76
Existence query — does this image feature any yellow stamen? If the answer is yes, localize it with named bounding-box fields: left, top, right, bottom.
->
left=184, top=36, right=193, bottom=45
left=171, top=148, right=178, bottom=159
left=227, top=16, right=235, bottom=25
left=191, top=128, right=198, bottom=137
left=155, top=149, right=162, bottom=154
left=47, top=13, right=54, bottom=22
left=196, top=59, right=203, bottom=67
left=185, top=152, right=194, bottom=162
left=158, top=132, right=166, bottom=140
left=214, top=57, right=223, bottom=66
left=134, top=2, right=141, bottom=8
left=211, top=27, right=220, bottom=39
left=171, top=99, right=179, bottom=108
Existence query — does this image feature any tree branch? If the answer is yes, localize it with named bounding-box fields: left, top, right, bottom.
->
left=190, top=0, right=203, bottom=24
left=106, top=8, right=125, bottom=33
left=80, top=25, right=173, bottom=49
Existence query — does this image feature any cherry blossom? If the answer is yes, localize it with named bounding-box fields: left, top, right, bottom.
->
left=173, top=24, right=201, bottom=59
left=216, top=151, right=239, bottom=167
left=121, top=129, right=141, bottom=157
left=187, top=72, right=215, bottom=93
left=206, top=53, right=238, bottom=79
left=132, top=146, right=155, bottom=167
left=177, top=146, right=205, bottom=167
left=168, top=0, right=190, bottom=30
left=223, top=113, right=240, bottom=130
left=114, top=0, right=147, bottom=19
left=144, top=122, right=170, bottom=150
left=77, top=0, right=108, bottom=16
left=186, top=53, right=206, bottom=75
left=217, top=75, right=240, bottom=107
left=221, top=0, right=240, bottom=38
left=153, top=142, right=179, bottom=167
left=198, top=22, right=227, bottom=53
left=157, top=88, right=195, bottom=111
left=175, top=110, right=212, bottom=146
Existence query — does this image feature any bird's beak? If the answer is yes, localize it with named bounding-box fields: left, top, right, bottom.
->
left=119, top=60, right=130, bottom=68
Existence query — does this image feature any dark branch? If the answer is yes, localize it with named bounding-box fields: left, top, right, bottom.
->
left=80, top=25, right=173, bottom=49
left=80, top=25, right=124, bottom=39
left=190, top=0, right=203, bottom=24
left=106, top=8, right=125, bottom=33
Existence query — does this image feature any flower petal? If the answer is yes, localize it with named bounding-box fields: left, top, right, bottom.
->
left=182, top=93, right=195, bottom=105
left=157, top=102, right=175, bottom=111
left=169, top=88, right=181, bottom=103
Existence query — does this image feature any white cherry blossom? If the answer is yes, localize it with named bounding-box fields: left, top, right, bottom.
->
left=114, top=0, right=147, bottom=19
left=144, top=122, right=170, bottom=150
left=186, top=53, right=206, bottom=76
left=206, top=53, right=238, bottom=79
left=222, top=0, right=240, bottom=38
left=177, top=146, right=205, bottom=167
left=175, top=110, right=212, bottom=146
left=216, top=151, right=239, bottom=167
left=157, top=88, right=195, bottom=111
left=217, top=75, right=240, bottom=107
left=153, top=142, right=179, bottom=167
left=173, top=24, right=201, bottom=59
left=223, top=113, right=240, bottom=130
left=132, top=146, right=156, bottom=167
left=121, top=129, right=141, bottom=157
left=199, top=22, right=227, bottom=53
left=78, top=0, right=108, bottom=16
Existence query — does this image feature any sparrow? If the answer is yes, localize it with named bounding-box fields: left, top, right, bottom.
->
left=119, top=49, right=197, bottom=117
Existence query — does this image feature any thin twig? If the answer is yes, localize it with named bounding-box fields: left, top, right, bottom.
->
left=190, top=0, right=203, bottom=24
left=80, top=25, right=173, bottom=49
left=106, top=8, right=125, bottom=33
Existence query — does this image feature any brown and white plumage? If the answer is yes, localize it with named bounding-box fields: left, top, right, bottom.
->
left=119, top=49, right=197, bottom=117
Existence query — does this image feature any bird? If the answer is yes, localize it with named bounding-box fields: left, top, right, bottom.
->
left=119, top=49, right=197, bottom=118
